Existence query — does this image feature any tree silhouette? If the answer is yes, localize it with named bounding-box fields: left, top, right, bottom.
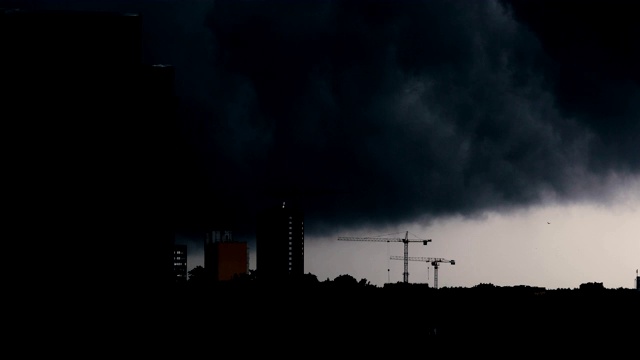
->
left=333, top=274, right=358, bottom=287
left=301, top=272, right=320, bottom=286
left=187, top=265, right=207, bottom=285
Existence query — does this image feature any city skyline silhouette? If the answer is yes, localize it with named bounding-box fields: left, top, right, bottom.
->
left=2, top=0, right=638, bottom=295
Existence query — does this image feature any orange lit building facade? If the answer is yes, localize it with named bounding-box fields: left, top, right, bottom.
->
left=204, top=230, right=248, bottom=281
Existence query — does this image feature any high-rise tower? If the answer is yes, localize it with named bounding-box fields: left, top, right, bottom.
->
left=256, top=201, right=304, bottom=281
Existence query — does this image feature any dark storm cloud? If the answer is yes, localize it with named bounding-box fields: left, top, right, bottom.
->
left=201, top=0, right=640, bottom=237
left=7, top=0, right=639, bottom=239
left=501, top=0, right=640, bottom=171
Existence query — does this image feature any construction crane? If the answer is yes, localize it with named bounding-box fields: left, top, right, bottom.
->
left=338, top=231, right=432, bottom=283
left=390, top=256, right=455, bottom=288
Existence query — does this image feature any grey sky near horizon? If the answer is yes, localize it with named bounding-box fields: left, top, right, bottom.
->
left=11, top=0, right=638, bottom=289
left=179, top=187, right=640, bottom=289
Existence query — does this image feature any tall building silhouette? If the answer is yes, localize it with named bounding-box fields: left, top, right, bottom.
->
left=204, top=230, right=248, bottom=281
left=1, top=9, right=177, bottom=293
left=256, top=201, right=304, bottom=281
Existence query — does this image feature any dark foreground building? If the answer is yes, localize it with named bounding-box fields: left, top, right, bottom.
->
left=1, top=8, right=177, bottom=293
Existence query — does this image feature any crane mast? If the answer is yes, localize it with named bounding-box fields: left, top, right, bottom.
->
left=338, top=231, right=432, bottom=283
left=390, top=255, right=455, bottom=288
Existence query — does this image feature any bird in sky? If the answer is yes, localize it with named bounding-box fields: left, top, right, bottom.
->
left=547, top=222, right=551, bottom=224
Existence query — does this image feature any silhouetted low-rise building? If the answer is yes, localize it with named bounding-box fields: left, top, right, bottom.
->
left=173, top=244, right=187, bottom=283
left=204, top=230, right=248, bottom=281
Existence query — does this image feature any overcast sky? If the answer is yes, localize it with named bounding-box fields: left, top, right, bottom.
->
left=10, top=0, right=638, bottom=289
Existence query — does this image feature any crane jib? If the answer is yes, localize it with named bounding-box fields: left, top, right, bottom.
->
left=337, top=232, right=433, bottom=283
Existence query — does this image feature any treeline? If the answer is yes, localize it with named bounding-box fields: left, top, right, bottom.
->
left=171, top=267, right=639, bottom=319
left=153, top=268, right=639, bottom=345
left=178, top=265, right=636, bottom=295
